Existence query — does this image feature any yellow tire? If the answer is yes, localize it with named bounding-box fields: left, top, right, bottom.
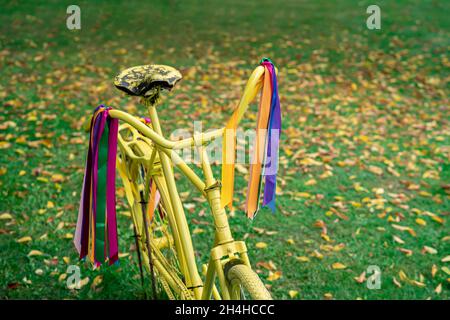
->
left=226, top=264, right=272, bottom=300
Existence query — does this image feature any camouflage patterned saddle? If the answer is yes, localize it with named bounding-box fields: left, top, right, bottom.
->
left=114, top=64, right=182, bottom=98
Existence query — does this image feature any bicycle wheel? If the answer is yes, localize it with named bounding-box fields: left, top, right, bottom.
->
left=226, top=263, right=272, bottom=300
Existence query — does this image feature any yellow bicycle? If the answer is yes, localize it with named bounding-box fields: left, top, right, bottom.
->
left=78, top=62, right=277, bottom=300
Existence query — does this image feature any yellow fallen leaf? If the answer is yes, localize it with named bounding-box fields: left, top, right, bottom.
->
left=368, top=165, right=383, bottom=175
left=411, top=280, right=426, bottom=288
left=415, top=218, right=427, bottom=226
left=434, top=283, right=442, bottom=294
left=332, top=262, right=347, bottom=270
left=299, top=158, right=322, bottom=166
left=17, top=236, right=32, bottom=243
left=324, top=293, right=333, bottom=300
left=58, top=273, right=67, bottom=282
left=295, top=192, right=311, bottom=198
left=118, top=252, right=130, bottom=258
left=441, top=266, right=450, bottom=275
left=288, top=290, right=299, bottom=298
left=399, top=270, right=409, bottom=282
left=47, top=201, right=55, bottom=209
left=256, top=242, right=268, bottom=249
left=423, top=246, right=437, bottom=254
left=321, top=233, right=331, bottom=242
left=64, top=233, right=73, bottom=239
left=28, top=250, right=44, bottom=257
left=286, top=238, right=295, bottom=245
left=296, top=256, right=310, bottom=262
left=312, top=250, right=324, bottom=259
left=193, top=228, right=204, bottom=234
left=79, top=277, right=90, bottom=288
left=91, top=275, right=103, bottom=289
left=393, top=277, right=402, bottom=288
left=441, top=255, right=450, bottom=263
left=304, top=179, right=317, bottom=186
left=63, top=257, right=70, bottom=264
left=267, top=271, right=282, bottom=281
left=431, top=265, right=438, bottom=277
left=120, top=211, right=131, bottom=217
left=51, top=174, right=64, bottom=183
left=393, top=235, right=405, bottom=244
left=0, top=213, right=13, bottom=220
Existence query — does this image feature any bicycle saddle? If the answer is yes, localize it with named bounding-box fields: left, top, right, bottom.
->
left=114, top=64, right=182, bottom=97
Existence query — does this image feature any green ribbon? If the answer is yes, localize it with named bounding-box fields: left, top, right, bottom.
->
left=95, top=118, right=109, bottom=263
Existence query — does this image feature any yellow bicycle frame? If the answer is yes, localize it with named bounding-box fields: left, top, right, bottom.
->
left=109, top=65, right=266, bottom=299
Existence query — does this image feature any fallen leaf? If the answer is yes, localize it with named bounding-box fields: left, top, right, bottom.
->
left=296, top=256, right=310, bottom=262
left=354, top=271, right=366, bottom=283
left=267, top=271, right=282, bottom=281
left=28, top=250, right=44, bottom=257
left=17, top=236, right=32, bottom=243
left=256, top=242, right=268, bottom=249
left=0, top=213, right=13, bottom=220
left=331, top=262, right=347, bottom=270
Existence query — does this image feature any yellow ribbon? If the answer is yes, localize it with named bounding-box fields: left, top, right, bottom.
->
left=220, top=66, right=266, bottom=210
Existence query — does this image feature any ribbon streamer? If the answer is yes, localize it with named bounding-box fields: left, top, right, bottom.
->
left=220, top=59, right=282, bottom=219
left=74, top=105, right=119, bottom=266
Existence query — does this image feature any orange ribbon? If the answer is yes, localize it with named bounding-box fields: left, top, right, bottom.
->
left=220, top=65, right=272, bottom=218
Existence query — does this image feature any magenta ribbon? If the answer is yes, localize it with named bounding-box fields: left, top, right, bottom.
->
left=74, top=105, right=120, bottom=266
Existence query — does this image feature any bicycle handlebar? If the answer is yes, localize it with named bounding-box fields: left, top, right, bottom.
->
left=108, top=65, right=269, bottom=150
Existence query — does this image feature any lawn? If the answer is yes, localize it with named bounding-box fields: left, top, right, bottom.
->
left=0, top=0, right=449, bottom=300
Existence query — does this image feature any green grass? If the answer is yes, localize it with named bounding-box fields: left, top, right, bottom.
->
left=0, top=0, right=449, bottom=300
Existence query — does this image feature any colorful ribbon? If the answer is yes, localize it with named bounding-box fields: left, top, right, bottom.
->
left=220, top=58, right=281, bottom=219
left=74, top=105, right=119, bottom=266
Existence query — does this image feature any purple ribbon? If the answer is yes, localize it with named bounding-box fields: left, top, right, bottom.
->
left=262, top=62, right=281, bottom=212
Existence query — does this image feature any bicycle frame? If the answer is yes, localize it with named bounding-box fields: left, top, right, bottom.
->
left=109, top=65, right=266, bottom=300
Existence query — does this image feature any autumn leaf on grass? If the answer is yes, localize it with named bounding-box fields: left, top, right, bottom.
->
left=441, top=255, right=450, bottom=263
left=435, top=284, right=442, bottom=294
left=368, top=165, right=383, bottom=175
left=331, top=262, right=347, bottom=270
left=354, top=271, right=366, bottom=283
left=398, top=248, right=413, bottom=256
left=393, top=277, right=402, bottom=288
left=296, top=256, right=310, bottom=262
left=91, top=275, right=103, bottom=290
left=16, top=236, right=32, bottom=243
left=267, top=271, right=282, bottom=281
left=415, top=218, right=427, bottom=227
left=422, top=246, right=437, bottom=255
left=255, top=242, right=267, bottom=249
left=288, top=290, right=299, bottom=299
left=0, top=213, right=13, bottom=220
left=28, top=250, right=44, bottom=257
left=256, top=261, right=277, bottom=271
left=391, top=224, right=416, bottom=237
left=393, top=235, right=405, bottom=244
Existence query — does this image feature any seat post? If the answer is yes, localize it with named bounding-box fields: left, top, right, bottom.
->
left=145, top=99, right=204, bottom=298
